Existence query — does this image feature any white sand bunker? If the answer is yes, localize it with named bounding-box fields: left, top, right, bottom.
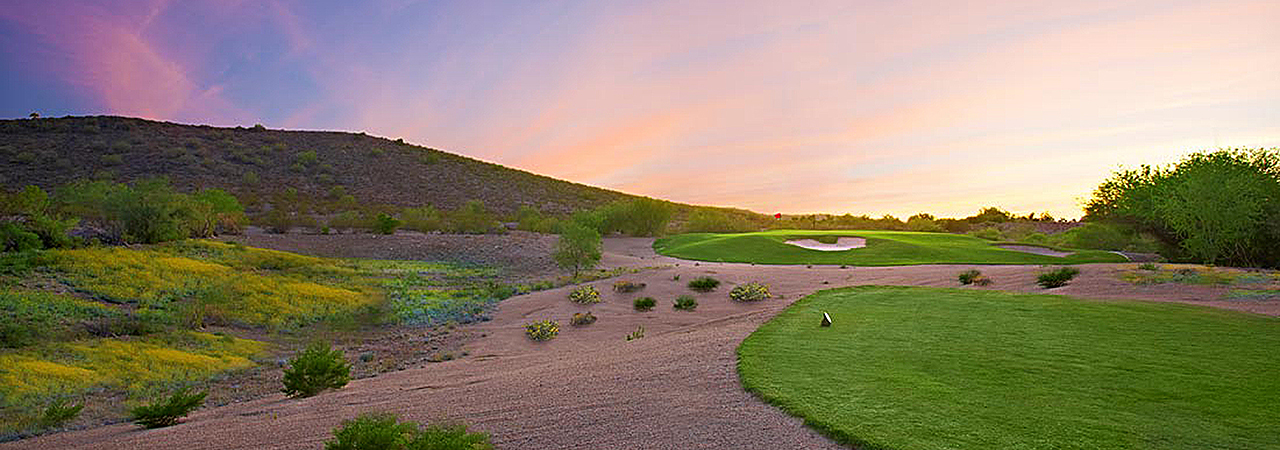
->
left=784, top=237, right=867, bottom=251
left=997, top=244, right=1073, bottom=257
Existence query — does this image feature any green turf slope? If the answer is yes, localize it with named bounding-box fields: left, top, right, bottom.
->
left=654, top=230, right=1126, bottom=265
left=737, top=286, right=1280, bottom=450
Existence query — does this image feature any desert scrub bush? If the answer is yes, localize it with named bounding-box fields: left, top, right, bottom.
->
left=673, top=295, right=697, bottom=311
left=130, top=387, right=206, bottom=428
left=374, top=213, right=401, bottom=234
left=1138, top=262, right=1160, bottom=271
left=687, top=276, right=720, bottom=292
left=1037, top=267, right=1080, bottom=289
left=324, top=412, right=494, bottom=450
left=282, top=342, right=352, bottom=398
left=967, top=227, right=1004, bottom=241
left=625, top=325, right=645, bottom=341
left=957, top=271, right=983, bottom=285
left=613, top=280, right=646, bottom=293
left=730, top=282, right=772, bottom=302
left=569, top=285, right=600, bottom=304
left=633, top=297, right=656, bottom=311
left=570, top=311, right=596, bottom=326
left=525, top=320, right=559, bottom=341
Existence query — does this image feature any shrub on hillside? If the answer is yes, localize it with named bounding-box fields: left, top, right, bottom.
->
left=613, top=280, right=645, bottom=293
left=401, top=206, right=443, bottom=232
left=568, top=285, right=600, bottom=304
left=282, top=342, right=352, bottom=398
left=130, top=387, right=207, bottom=429
left=570, top=311, right=596, bottom=326
left=324, top=413, right=494, bottom=450
left=730, top=282, right=771, bottom=302
left=1037, top=267, right=1080, bottom=289
left=448, top=200, right=499, bottom=234
left=633, top=297, right=656, bottom=311
left=374, top=213, right=401, bottom=235
left=0, top=222, right=41, bottom=252
left=687, top=276, right=720, bottom=292
left=673, top=295, right=697, bottom=311
left=37, top=399, right=84, bottom=430
left=525, top=320, right=559, bottom=341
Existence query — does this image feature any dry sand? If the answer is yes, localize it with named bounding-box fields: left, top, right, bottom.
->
left=783, top=237, right=867, bottom=251
left=9, top=237, right=1277, bottom=450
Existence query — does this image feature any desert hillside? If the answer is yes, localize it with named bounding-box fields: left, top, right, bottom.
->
left=0, top=116, right=640, bottom=214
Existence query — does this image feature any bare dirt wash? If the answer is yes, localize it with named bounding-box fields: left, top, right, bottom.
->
left=9, top=238, right=1276, bottom=450
left=784, top=237, right=867, bottom=251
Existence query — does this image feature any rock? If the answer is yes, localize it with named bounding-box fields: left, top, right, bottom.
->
left=820, top=312, right=832, bottom=327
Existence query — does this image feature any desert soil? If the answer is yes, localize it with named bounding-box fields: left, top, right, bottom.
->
left=8, top=235, right=1277, bottom=450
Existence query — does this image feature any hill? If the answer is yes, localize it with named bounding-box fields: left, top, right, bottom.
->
left=0, top=116, right=642, bottom=215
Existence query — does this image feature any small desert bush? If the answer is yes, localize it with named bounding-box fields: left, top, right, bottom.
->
left=324, top=412, right=494, bottom=450
left=568, top=285, right=600, bottom=304
left=633, top=297, right=656, bottom=311
left=1037, top=267, right=1080, bottom=289
left=35, top=399, right=83, bottom=430
left=282, top=342, right=352, bottom=398
left=1138, top=262, right=1160, bottom=271
left=687, top=276, right=720, bottom=292
left=957, top=270, right=982, bottom=285
left=967, top=227, right=1004, bottom=241
left=570, top=312, right=596, bottom=326
left=373, top=213, right=401, bottom=235
left=730, top=282, right=771, bottom=302
left=130, top=387, right=207, bottom=429
left=525, top=320, right=559, bottom=341
left=612, top=280, right=645, bottom=293
left=625, top=325, right=645, bottom=341
left=673, top=295, right=697, bottom=311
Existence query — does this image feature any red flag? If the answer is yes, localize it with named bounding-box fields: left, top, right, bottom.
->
left=774, top=213, right=782, bottom=219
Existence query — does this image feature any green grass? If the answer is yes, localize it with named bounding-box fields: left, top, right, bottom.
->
left=737, top=286, right=1280, bottom=450
left=655, top=230, right=1125, bottom=265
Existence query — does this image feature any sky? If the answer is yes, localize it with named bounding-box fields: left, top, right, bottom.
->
left=2, top=0, right=1278, bottom=219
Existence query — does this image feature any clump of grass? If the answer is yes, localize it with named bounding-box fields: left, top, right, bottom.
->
left=1138, top=262, right=1160, bottom=271
left=130, top=387, right=206, bottom=429
left=625, top=325, right=645, bottom=341
left=1037, top=267, right=1080, bottom=289
left=282, top=342, right=351, bottom=398
left=687, top=276, right=720, bottom=292
left=569, top=285, right=600, bottom=304
left=633, top=297, right=656, bottom=311
left=673, top=295, right=697, bottom=311
left=612, top=280, right=646, bottom=293
left=570, top=312, right=596, bottom=326
left=730, top=282, right=772, bottom=302
left=324, top=412, right=493, bottom=450
left=36, top=398, right=83, bottom=430
left=525, top=320, right=559, bottom=341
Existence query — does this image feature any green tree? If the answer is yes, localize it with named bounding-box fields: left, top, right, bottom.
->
left=1085, top=148, right=1280, bottom=266
left=373, top=213, right=401, bottom=235
left=554, top=222, right=601, bottom=276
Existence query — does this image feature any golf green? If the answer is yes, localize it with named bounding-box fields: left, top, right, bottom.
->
left=737, top=286, right=1280, bottom=449
left=655, top=230, right=1125, bottom=265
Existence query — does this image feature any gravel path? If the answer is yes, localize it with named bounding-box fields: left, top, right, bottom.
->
left=8, top=238, right=1275, bottom=450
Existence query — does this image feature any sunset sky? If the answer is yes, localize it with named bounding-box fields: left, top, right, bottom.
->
left=2, top=0, right=1278, bottom=219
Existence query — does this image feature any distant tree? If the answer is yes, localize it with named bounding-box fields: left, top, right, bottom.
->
left=906, top=213, right=943, bottom=232
left=449, top=200, right=498, bottom=234
left=554, top=222, right=601, bottom=276
left=28, top=112, right=39, bottom=119
left=966, top=207, right=1013, bottom=224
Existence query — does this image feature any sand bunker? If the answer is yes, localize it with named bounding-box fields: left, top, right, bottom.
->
left=997, top=244, right=1073, bottom=257
left=784, top=237, right=867, bottom=251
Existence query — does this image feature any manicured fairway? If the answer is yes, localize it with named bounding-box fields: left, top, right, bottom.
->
left=654, top=230, right=1125, bottom=265
left=737, top=286, right=1280, bottom=450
